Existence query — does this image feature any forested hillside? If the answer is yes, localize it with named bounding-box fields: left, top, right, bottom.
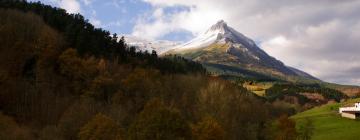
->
left=0, top=1, right=308, bottom=140
left=0, top=0, right=205, bottom=74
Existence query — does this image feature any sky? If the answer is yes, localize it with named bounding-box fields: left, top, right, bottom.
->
left=31, top=0, right=360, bottom=86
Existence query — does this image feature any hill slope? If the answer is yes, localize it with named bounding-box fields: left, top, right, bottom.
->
left=292, top=98, right=360, bottom=140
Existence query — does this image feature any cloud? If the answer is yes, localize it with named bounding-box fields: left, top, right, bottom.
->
left=262, top=19, right=360, bottom=85
left=82, top=0, right=92, bottom=6
left=136, top=0, right=360, bottom=85
left=58, top=0, right=81, bottom=14
left=132, top=7, right=191, bottom=40
left=133, top=1, right=227, bottom=39
left=103, top=20, right=124, bottom=28
left=89, top=17, right=102, bottom=27
left=104, top=0, right=126, bottom=8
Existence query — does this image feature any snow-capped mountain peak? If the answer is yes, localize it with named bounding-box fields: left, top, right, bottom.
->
left=124, top=20, right=256, bottom=54
left=167, top=20, right=318, bottom=79
left=205, top=20, right=228, bottom=34
left=171, top=20, right=257, bottom=51
left=124, top=20, right=317, bottom=81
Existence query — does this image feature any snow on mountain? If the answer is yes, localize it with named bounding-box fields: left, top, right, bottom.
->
left=170, top=20, right=286, bottom=69
left=123, top=20, right=317, bottom=81
left=168, top=20, right=318, bottom=80
left=124, top=35, right=180, bottom=54
left=172, top=20, right=256, bottom=51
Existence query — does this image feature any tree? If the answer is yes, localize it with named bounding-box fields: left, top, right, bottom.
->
left=297, top=118, right=314, bottom=140
left=275, top=115, right=297, bottom=140
left=78, top=113, right=123, bottom=140
left=119, top=36, right=125, bottom=46
left=112, top=33, right=118, bottom=42
left=192, top=116, right=225, bottom=140
left=151, top=50, right=157, bottom=58
left=58, top=48, right=85, bottom=80
left=128, top=99, right=191, bottom=140
left=197, top=80, right=268, bottom=140
left=0, top=112, right=33, bottom=140
left=120, top=68, right=162, bottom=112
left=84, top=73, right=116, bottom=103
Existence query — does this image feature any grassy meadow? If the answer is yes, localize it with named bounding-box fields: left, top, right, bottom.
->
left=292, top=98, right=360, bottom=140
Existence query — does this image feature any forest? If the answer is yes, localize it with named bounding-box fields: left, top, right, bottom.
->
left=0, top=1, right=322, bottom=140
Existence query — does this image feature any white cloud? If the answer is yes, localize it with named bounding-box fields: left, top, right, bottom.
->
left=103, top=20, right=124, bottom=28
left=58, top=0, right=81, bottom=14
left=104, top=0, right=126, bottom=8
left=262, top=19, right=360, bottom=85
left=132, top=7, right=192, bottom=40
left=266, top=36, right=290, bottom=46
left=89, top=17, right=102, bottom=27
left=136, top=0, right=360, bottom=85
left=132, top=1, right=226, bottom=39
left=82, top=0, right=92, bottom=6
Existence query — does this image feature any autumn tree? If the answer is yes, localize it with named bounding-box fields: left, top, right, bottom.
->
left=78, top=113, right=123, bottom=140
left=275, top=115, right=297, bottom=140
left=84, top=73, right=116, bottom=103
left=58, top=99, right=102, bottom=139
left=192, top=116, right=225, bottom=140
left=120, top=68, right=162, bottom=113
left=128, top=99, right=191, bottom=140
left=0, top=112, right=33, bottom=140
left=197, top=80, right=268, bottom=140
left=58, top=48, right=98, bottom=82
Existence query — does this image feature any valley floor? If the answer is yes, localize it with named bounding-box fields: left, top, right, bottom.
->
left=292, top=98, right=360, bottom=140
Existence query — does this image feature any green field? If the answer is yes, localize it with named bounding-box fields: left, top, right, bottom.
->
left=292, top=98, right=360, bottom=140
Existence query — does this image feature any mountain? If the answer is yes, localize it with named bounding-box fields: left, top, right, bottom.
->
left=167, top=20, right=318, bottom=82
left=124, top=35, right=180, bottom=54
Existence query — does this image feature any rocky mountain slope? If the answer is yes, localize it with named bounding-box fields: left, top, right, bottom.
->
left=166, top=20, right=317, bottom=81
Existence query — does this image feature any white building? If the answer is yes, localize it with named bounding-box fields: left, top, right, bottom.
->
left=339, top=102, right=360, bottom=119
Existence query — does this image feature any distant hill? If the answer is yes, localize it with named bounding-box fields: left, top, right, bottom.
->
left=292, top=98, right=360, bottom=140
